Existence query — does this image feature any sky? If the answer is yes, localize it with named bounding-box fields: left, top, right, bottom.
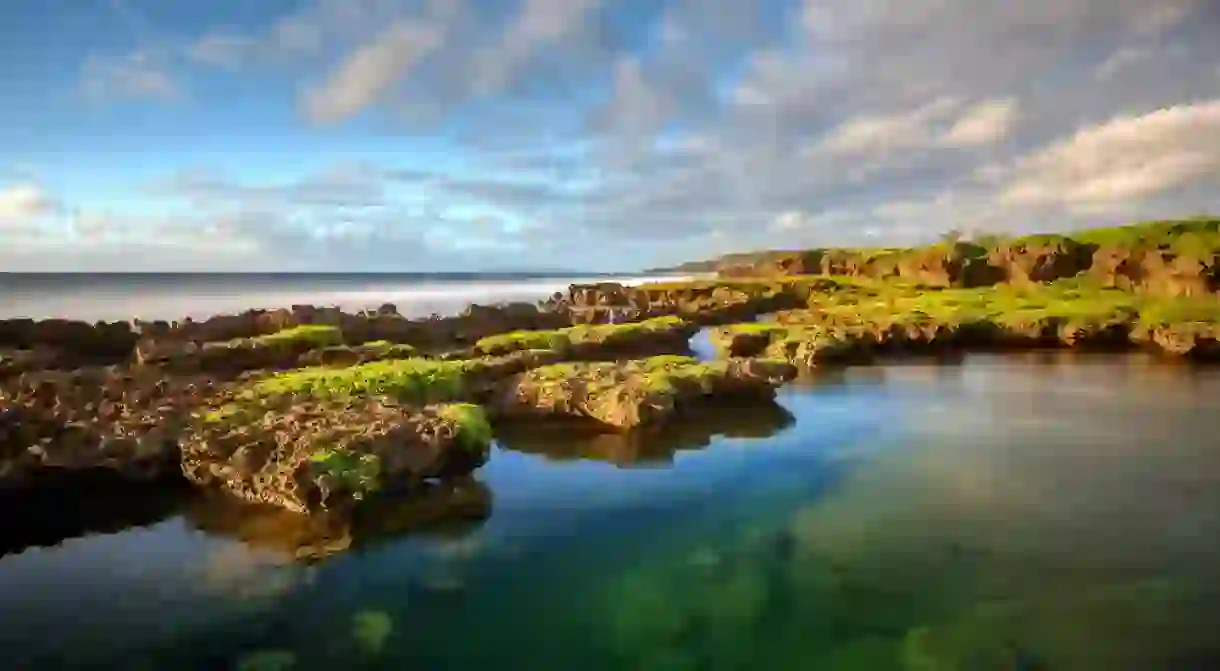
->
left=1, top=0, right=1219, bottom=272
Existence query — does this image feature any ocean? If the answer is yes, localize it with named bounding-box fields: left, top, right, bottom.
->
left=0, top=273, right=695, bottom=322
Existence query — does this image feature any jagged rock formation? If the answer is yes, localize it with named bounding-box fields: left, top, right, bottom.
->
left=0, top=368, right=225, bottom=488
left=490, top=356, right=796, bottom=430
left=180, top=396, right=491, bottom=514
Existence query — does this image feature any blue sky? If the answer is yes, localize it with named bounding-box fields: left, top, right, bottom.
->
left=1, top=0, right=1219, bottom=271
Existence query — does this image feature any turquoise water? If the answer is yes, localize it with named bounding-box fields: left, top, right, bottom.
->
left=2, top=353, right=1220, bottom=669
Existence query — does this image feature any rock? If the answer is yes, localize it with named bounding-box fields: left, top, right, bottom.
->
left=139, top=325, right=345, bottom=375
left=180, top=397, right=493, bottom=514
left=564, top=282, right=804, bottom=326
left=708, top=325, right=784, bottom=357
left=0, top=368, right=223, bottom=488
left=133, top=302, right=575, bottom=362
left=295, top=341, right=421, bottom=367
left=473, top=315, right=698, bottom=359
left=0, top=318, right=138, bottom=366
left=0, top=347, right=66, bottom=378
left=490, top=356, right=796, bottom=430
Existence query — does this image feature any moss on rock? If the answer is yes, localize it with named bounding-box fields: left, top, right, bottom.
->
left=181, top=395, right=492, bottom=514
left=474, top=316, right=695, bottom=358
left=706, top=278, right=1220, bottom=363
left=491, top=355, right=796, bottom=430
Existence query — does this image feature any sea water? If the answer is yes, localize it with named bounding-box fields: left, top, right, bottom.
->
left=1, top=352, right=1218, bottom=669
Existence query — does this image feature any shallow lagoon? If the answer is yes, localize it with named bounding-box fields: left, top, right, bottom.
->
left=2, top=353, right=1219, bottom=670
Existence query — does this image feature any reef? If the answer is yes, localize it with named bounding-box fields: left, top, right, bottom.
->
left=3, top=217, right=1220, bottom=531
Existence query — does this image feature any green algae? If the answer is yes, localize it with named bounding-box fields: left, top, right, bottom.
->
left=309, top=450, right=383, bottom=499
left=352, top=610, right=394, bottom=655
left=438, top=403, right=493, bottom=454
left=250, top=325, right=345, bottom=348
left=474, top=316, right=690, bottom=356
left=251, top=358, right=482, bottom=403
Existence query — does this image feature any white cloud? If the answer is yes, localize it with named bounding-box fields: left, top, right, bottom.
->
left=0, top=183, right=55, bottom=220
left=817, top=97, right=963, bottom=157
left=941, top=99, right=1020, bottom=147
left=54, top=0, right=1220, bottom=270
left=302, top=20, right=445, bottom=124
left=816, top=97, right=1018, bottom=158
left=998, top=99, right=1220, bottom=212
left=771, top=210, right=808, bottom=231
left=471, top=0, right=603, bottom=95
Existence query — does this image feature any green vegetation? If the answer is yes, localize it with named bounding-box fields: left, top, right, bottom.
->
left=708, top=277, right=1220, bottom=362
left=309, top=449, right=383, bottom=499
left=663, top=217, right=1220, bottom=287
left=438, top=403, right=493, bottom=453
left=1053, top=216, right=1220, bottom=253
left=351, top=610, right=394, bottom=655
left=249, top=324, right=345, bottom=348
left=525, top=356, right=780, bottom=396
left=358, top=340, right=418, bottom=357
left=474, top=315, right=690, bottom=356
left=792, top=278, right=1217, bottom=332
left=249, top=358, right=486, bottom=403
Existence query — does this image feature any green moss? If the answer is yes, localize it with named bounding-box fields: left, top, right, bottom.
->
left=474, top=316, right=690, bottom=356
left=251, top=358, right=484, bottom=403
left=438, top=403, right=493, bottom=453
left=475, top=330, right=568, bottom=355
left=309, top=449, right=382, bottom=498
left=351, top=610, right=394, bottom=655
left=359, top=340, right=419, bottom=357
left=1069, top=217, right=1220, bottom=252
left=250, top=324, right=344, bottom=348
left=198, top=403, right=245, bottom=423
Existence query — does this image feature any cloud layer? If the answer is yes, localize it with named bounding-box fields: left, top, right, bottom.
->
left=7, top=0, right=1220, bottom=270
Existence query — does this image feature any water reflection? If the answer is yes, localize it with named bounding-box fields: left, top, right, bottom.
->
left=494, top=401, right=795, bottom=467
left=0, top=477, right=192, bottom=559
left=184, top=478, right=493, bottom=563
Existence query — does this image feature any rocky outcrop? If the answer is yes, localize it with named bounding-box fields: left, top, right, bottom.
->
left=1, top=347, right=67, bottom=379
left=701, top=222, right=1220, bottom=297
left=0, top=368, right=224, bottom=488
left=295, top=341, right=421, bottom=367
left=717, top=299, right=1220, bottom=364
left=550, top=282, right=805, bottom=325
left=490, top=356, right=797, bottom=430
left=130, top=302, right=575, bottom=375
left=180, top=397, right=492, bottom=515
left=471, top=316, right=698, bottom=360
left=0, top=319, right=139, bottom=371
left=1089, top=247, right=1220, bottom=296
left=137, top=325, right=345, bottom=375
